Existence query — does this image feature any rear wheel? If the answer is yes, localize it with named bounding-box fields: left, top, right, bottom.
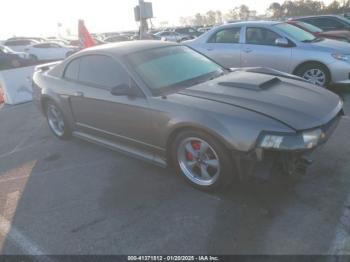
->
left=171, top=130, right=234, bottom=191
left=44, top=100, right=71, bottom=139
left=295, top=62, right=330, bottom=87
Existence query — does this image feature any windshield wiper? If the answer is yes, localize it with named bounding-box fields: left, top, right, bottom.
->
left=191, top=72, right=224, bottom=86
left=302, top=37, right=323, bottom=43
left=155, top=70, right=226, bottom=96
left=209, top=71, right=225, bottom=80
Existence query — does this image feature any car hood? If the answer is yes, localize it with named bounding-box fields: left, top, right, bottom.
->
left=309, top=38, right=350, bottom=52
left=175, top=71, right=342, bottom=131
left=317, top=30, right=350, bottom=39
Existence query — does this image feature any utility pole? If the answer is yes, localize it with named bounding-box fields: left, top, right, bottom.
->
left=135, top=0, right=152, bottom=39
left=139, top=0, right=145, bottom=40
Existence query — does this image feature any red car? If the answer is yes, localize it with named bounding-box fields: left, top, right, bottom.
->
left=288, top=20, right=350, bottom=42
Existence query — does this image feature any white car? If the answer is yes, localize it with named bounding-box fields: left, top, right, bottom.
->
left=24, top=43, right=77, bottom=61
left=154, top=31, right=190, bottom=42
left=3, top=39, right=39, bottom=52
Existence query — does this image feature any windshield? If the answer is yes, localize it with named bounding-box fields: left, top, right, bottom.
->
left=274, top=23, right=316, bottom=42
left=295, top=21, right=323, bottom=33
left=338, top=15, right=350, bottom=25
left=126, top=45, right=224, bottom=95
left=0, top=45, right=13, bottom=53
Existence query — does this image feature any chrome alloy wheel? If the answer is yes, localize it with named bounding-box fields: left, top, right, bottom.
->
left=47, top=104, right=65, bottom=137
left=302, top=69, right=326, bottom=87
left=177, top=137, right=220, bottom=186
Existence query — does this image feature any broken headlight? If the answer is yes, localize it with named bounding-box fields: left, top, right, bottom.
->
left=258, top=128, right=324, bottom=150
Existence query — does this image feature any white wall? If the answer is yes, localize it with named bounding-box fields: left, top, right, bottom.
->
left=0, top=66, right=35, bottom=105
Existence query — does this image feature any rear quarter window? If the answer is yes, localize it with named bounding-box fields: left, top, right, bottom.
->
left=64, top=58, right=81, bottom=81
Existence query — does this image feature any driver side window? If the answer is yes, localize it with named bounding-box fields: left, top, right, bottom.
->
left=78, top=55, right=129, bottom=90
left=64, top=55, right=141, bottom=94
left=246, top=27, right=281, bottom=46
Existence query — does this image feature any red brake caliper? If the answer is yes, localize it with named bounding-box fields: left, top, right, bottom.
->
left=186, top=141, right=201, bottom=161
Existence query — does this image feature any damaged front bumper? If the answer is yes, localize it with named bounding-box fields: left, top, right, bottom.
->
left=235, top=112, right=343, bottom=181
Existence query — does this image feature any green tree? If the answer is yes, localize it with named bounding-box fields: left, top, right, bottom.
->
left=193, top=13, right=205, bottom=26
left=224, top=8, right=239, bottom=22
left=268, top=2, right=283, bottom=18
left=206, top=10, right=217, bottom=25
left=238, top=5, right=250, bottom=20
left=215, top=10, right=223, bottom=24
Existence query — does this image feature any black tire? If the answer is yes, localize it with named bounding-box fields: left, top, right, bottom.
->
left=171, top=130, right=235, bottom=191
left=44, top=100, right=71, bottom=140
left=30, top=55, right=38, bottom=63
left=294, top=62, right=330, bottom=88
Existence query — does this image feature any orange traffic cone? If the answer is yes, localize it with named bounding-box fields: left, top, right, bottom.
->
left=0, top=87, right=4, bottom=103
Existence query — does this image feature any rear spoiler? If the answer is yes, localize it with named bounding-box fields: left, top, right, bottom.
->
left=34, top=61, right=62, bottom=72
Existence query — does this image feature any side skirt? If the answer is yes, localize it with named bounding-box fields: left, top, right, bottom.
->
left=73, top=131, right=167, bottom=168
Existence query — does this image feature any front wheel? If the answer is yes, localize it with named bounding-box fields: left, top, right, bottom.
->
left=171, top=130, right=235, bottom=191
left=44, top=101, right=71, bottom=139
left=295, top=63, right=330, bottom=87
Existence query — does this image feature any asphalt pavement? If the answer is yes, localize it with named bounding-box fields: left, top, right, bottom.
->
left=0, top=87, right=349, bottom=255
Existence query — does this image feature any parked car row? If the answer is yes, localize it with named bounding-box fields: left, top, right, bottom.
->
left=95, top=27, right=206, bottom=43
left=152, top=27, right=206, bottom=43
left=4, top=14, right=350, bottom=86
left=0, top=37, right=79, bottom=70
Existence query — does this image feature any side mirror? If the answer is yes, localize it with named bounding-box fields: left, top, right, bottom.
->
left=110, top=84, right=138, bottom=97
left=275, top=38, right=289, bottom=47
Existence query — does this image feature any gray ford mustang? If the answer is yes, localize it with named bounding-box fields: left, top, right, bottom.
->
left=32, top=41, right=344, bottom=190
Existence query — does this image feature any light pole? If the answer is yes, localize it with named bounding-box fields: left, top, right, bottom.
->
left=139, top=0, right=144, bottom=40
left=57, top=22, right=62, bottom=38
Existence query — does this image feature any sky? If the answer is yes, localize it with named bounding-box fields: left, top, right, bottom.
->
left=0, top=0, right=333, bottom=39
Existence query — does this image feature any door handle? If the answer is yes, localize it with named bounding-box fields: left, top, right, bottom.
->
left=243, top=48, right=252, bottom=53
left=74, top=91, right=84, bottom=97
left=206, top=48, right=213, bottom=51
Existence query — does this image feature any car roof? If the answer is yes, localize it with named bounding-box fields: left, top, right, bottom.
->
left=293, top=15, right=344, bottom=20
left=72, top=40, right=178, bottom=57
left=48, top=41, right=180, bottom=80
left=219, top=20, right=282, bottom=28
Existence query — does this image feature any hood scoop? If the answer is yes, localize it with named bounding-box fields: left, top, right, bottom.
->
left=218, top=71, right=281, bottom=90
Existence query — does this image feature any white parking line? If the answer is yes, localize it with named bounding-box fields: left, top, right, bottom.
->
left=0, top=139, right=47, bottom=160
left=0, top=191, right=48, bottom=256
left=0, top=215, right=46, bottom=255
left=328, top=192, right=350, bottom=254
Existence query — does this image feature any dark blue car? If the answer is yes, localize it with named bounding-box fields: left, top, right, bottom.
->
left=0, top=45, right=33, bottom=70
